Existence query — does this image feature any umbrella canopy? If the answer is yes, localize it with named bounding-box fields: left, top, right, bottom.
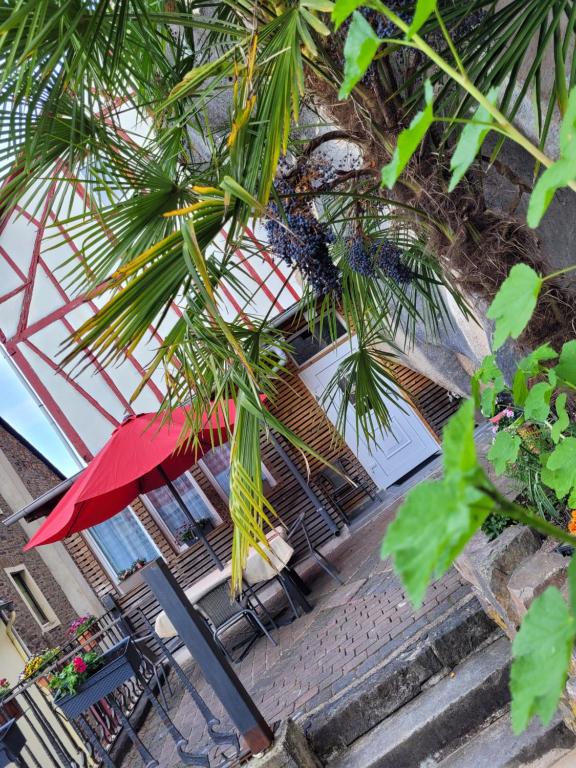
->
left=24, top=403, right=236, bottom=550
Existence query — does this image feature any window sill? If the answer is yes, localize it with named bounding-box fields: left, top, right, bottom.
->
left=115, top=569, right=146, bottom=595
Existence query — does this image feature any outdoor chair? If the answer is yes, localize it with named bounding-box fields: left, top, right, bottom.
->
left=287, top=512, right=343, bottom=586
left=115, top=608, right=176, bottom=712
left=314, top=456, right=377, bottom=524
left=196, top=582, right=277, bottom=663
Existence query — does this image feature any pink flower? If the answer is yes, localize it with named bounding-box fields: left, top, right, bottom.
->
left=489, top=408, right=515, bottom=425
left=491, top=426, right=498, bottom=434
left=72, top=657, right=87, bottom=674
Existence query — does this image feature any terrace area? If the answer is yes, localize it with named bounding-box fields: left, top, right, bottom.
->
left=121, top=484, right=471, bottom=768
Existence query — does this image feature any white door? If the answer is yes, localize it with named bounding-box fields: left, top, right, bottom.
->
left=300, top=340, right=439, bottom=488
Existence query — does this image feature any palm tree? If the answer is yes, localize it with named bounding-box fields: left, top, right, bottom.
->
left=0, top=0, right=572, bottom=586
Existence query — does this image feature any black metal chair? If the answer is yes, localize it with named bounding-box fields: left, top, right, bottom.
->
left=286, top=512, right=343, bottom=586
left=314, top=456, right=376, bottom=524
left=196, top=582, right=277, bottom=663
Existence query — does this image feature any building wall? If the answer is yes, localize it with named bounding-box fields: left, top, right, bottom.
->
left=58, top=355, right=458, bottom=632
left=0, top=423, right=79, bottom=653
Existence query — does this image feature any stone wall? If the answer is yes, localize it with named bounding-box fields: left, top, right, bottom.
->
left=0, top=420, right=79, bottom=652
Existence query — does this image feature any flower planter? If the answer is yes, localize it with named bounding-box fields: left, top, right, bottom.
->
left=36, top=675, right=51, bottom=690
left=76, top=627, right=99, bottom=653
left=0, top=699, right=22, bottom=726
left=116, top=569, right=145, bottom=595
left=54, top=638, right=140, bottom=720
left=0, top=719, right=25, bottom=768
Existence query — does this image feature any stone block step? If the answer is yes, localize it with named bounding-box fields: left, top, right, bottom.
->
left=435, top=710, right=575, bottom=768
left=304, top=598, right=498, bottom=761
left=327, top=636, right=511, bottom=768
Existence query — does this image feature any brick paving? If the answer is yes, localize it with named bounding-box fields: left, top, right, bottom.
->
left=120, top=495, right=470, bottom=767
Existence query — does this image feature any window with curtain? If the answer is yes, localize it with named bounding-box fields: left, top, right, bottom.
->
left=145, top=471, right=221, bottom=546
left=200, top=444, right=277, bottom=500
left=88, top=508, right=159, bottom=579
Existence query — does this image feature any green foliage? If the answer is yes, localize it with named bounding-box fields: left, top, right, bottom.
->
left=481, top=513, right=514, bottom=541
left=448, top=88, right=498, bottom=192
left=541, top=438, right=576, bottom=508
left=49, top=652, right=102, bottom=698
left=527, top=87, right=576, bottom=228
left=551, top=395, right=569, bottom=444
left=513, top=345, right=558, bottom=406
left=487, top=431, right=521, bottom=476
left=523, top=382, right=552, bottom=423
left=381, top=400, right=493, bottom=606
left=406, top=0, right=437, bottom=39
left=338, top=12, right=381, bottom=98
left=486, top=265, right=542, bottom=350
left=510, top=588, right=575, bottom=733
left=381, top=81, right=435, bottom=189
left=471, top=354, right=505, bottom=417
left=331, top=0, right=364, bottom=29
left=555, top=340, right=576, bottom=387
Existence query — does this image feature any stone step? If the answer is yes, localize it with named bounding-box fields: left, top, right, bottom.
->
left=303, top=597, right=499, bottom=761
left=435, top=709, right=575, bottom=767
left=327, top=636, right=511, bottom=768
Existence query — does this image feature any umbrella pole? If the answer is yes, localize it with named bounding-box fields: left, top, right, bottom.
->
left=158, top=468, right=224, bottom=571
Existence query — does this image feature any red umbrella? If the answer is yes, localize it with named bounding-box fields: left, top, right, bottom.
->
left=23, top=402, right=237, bottom=565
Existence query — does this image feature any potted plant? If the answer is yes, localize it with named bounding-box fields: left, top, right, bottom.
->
left=21, top=647, right=60, bottom=689
left=68, top=615, right=99, bottom=652
left=116, top=559, right=148, bottom=594
left=0, top=680, right=22, bottom=726
left=176, top=519, right=213, bottom=547
left=51, top=639, right=141, bottom=720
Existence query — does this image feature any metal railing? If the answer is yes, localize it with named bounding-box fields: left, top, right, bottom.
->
left=1, top=591, right=259, bottom=768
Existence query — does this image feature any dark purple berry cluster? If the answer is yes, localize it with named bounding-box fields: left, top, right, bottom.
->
left=373, top=239, right=415, bottom=284
left=346, top=235, right=415, bottom=284
left=265, top=169, right=341, bottom=297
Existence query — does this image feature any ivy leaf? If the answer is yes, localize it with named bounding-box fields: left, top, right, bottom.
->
left=518, top=344, right=558, bottom=376
left=511, top=587, right=574, bottom=733
left=526, top=86, right=576, bottom=227
left=472, top=355, right=504, bottom=415
left=480, top=386, right=497, bottom=418
left=524, top=382, right=552, bottom=423
left=406, top=0, right=437, bottom=39
left=381, top=80, right=434, bottom=188
left=513, top=345, right=557, bottom=406
left=475, top=354, right=505, bottom=388
left=541, top=437, right=576, bottom=505
left=487, top=431, right=521, bottom=476
left=339, top=12, right=381, bottom=99
left=486, top=264, right=542, bottom=350
left=551, top=394, right=569, bottom=444
left=382, top=400, right=492, bottom=606
left=331, top=0, right=363, bottom=28
left=555, top=340, right=576, bottom=387
left=449, top=88, right=499, bottom=192
left=381, top=478, right=492, bottom=607
left=442, top=399, right=477, bottom=478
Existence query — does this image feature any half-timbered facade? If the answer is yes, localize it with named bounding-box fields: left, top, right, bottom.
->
left=0, top=170, right=460, bottom=618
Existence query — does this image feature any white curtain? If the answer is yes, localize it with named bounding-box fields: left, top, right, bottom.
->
left=89, top=508, right=159, bottom=575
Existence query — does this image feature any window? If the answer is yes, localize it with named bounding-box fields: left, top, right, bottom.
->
left=144, top=471, right=222, bottom=550
left=87, top=507, right=160, bottom=581
left=288, top=317, right=347, bottom=366
left=199, top=444, right=277, bottom=502
left=5, top=566, right=59, bottom=631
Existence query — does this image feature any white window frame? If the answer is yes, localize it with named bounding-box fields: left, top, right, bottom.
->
left=287, top=312, right=348, bottom=370
left=198, top=450, right=278, bottom=504
left=5, top=565, right=60, bottom=632
left=142, top=471, right=222, bottom=553
left=84, top=505, right=161, bottom=584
